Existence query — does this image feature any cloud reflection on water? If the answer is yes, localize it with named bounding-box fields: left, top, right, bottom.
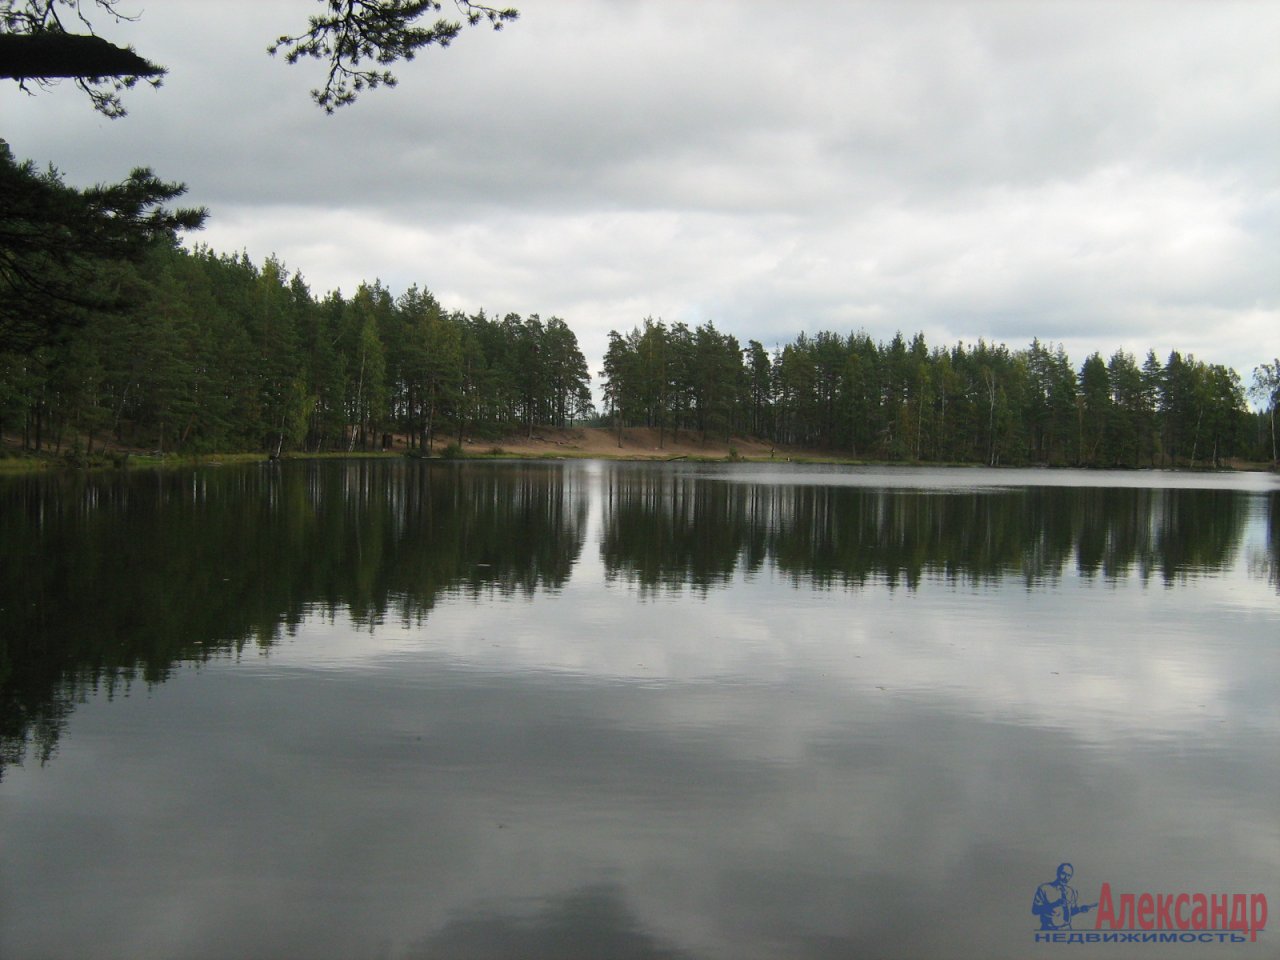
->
left=0, top=463, right=1276, bottom=959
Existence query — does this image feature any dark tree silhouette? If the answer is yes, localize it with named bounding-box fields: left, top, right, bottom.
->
left=1, top=0, right=164, bottom=117
left=1, top=0, right=517, bottom=116
left=270, top=0, right=518, bottom=113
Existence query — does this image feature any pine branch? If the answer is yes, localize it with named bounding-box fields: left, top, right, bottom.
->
left=268, top=0, right=517, bottom=113
left=0, top=31, right=161, bottom=79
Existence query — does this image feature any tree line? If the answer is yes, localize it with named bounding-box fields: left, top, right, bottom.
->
left=599, top=317, right=1277, bottom=467
left=3, top=243, right=1277, bottom=466
left=0, top=241, right=593, bottom=458
left=2, top=151, right=1276, bottom=466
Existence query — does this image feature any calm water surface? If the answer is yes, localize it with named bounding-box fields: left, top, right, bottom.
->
left=1, top=461, right=1277, bottom=959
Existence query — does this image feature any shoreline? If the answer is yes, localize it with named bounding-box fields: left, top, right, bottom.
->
left=2, top=425, right=1273, bottom=476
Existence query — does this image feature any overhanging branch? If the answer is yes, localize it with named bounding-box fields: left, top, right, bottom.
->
left=0, top=31, right=162, bottom=79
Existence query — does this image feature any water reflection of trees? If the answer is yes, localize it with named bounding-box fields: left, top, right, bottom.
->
left=3, top=464, right=1264, bottom=776
left=0, top=461, right=586, bottom=776
left=600, top=471, right=770, bottom=592
left=1260, top=491, right=1280, bottom=591
left=602, top=478, right=1253, bottom=591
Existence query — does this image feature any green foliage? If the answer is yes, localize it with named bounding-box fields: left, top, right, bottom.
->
left=0, top=146, right=206, bottom=352
left=598, top=317, right=743, bottom=448
left=0, top=243, right=594, bottom=459
left=1251, top=360, right=1279, bottom=464
left=597, top=321, right=1256, bottom=467
left=0, top=204, right=1261, bottom=469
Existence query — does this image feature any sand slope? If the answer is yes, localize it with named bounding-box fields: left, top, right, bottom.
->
left=458, top=427, right=801, bottom=460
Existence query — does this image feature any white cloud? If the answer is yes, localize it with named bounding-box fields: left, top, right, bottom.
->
left=4, top=0, right=1277, bottom=384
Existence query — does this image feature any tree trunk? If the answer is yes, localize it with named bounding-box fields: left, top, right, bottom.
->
left=1190, top=406, right=1203, bottom=468
left=349, top=349, right=366, bottom=453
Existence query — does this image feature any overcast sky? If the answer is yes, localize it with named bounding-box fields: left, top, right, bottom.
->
left=5, top=0, right=1278, bottom=395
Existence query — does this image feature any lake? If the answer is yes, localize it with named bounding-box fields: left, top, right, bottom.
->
left=1, top=460, right=1276, bottom=959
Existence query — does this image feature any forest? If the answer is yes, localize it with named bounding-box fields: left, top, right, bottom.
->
left=1, top=234, right=1276, bottom=467
left=1, top=155, right=1276, bottom=468
left=2, top=3, right=1278, bottom=469
left=1, top=239, right=594, bottom=459
left=601, top=318, right=1274, bottom=467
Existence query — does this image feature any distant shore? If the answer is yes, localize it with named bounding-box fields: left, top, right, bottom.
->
left=2, top=426, right=1274, bottom=473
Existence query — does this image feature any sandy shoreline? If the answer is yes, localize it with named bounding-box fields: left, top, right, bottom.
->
left=455, top=426, right=800, bottom=461
left=3, top=426, right=1272, bottom=471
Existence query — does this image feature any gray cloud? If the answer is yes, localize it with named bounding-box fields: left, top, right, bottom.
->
left=4, top=0, right=1277, bottom=385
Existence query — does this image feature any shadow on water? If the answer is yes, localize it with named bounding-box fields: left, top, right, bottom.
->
left=1, top=462, right=1272, bottom=777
